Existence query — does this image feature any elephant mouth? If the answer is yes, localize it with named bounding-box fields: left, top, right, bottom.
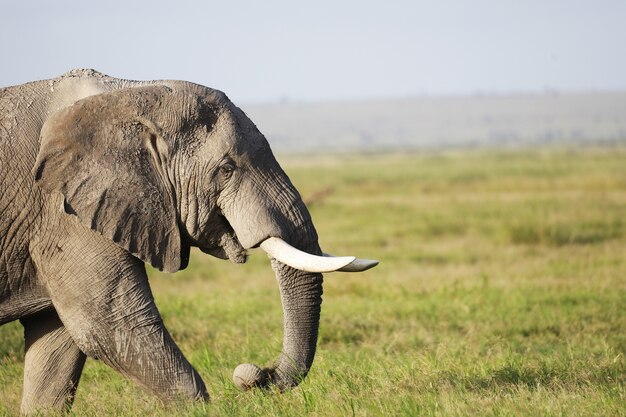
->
left=199, top=233, right=247, bottom=263
left=195, top=215, right=248, bottom=264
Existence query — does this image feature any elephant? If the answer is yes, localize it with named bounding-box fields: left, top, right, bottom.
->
left=0, top=69, right=377, bottom=415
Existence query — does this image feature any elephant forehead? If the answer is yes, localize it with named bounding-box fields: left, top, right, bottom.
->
left=231, top=108, right=270, bottom=152
left=204, top=108, right=268, bottom=153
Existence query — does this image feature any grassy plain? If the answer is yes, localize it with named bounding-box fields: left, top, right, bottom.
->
left=1, top=147, right=625, bottom=416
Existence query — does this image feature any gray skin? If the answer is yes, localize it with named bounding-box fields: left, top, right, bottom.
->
left=0, top=69, right=324, bottom=414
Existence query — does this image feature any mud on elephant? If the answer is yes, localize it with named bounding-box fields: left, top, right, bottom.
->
left=0, top=69, right=377, bottom=414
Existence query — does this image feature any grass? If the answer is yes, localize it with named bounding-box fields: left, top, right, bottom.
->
left=1, top=146, right=625, bottom=416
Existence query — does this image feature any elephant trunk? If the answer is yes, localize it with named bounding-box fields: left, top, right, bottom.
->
left=233, top=221, right=324, bottom=391
left=270, top=258, right=323, bottom=389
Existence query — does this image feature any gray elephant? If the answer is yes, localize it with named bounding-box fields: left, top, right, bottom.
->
left=0, top=69, right=377, bottom=415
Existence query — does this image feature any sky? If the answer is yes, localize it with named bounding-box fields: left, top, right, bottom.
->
left=1, top=0, right=625, bottom=103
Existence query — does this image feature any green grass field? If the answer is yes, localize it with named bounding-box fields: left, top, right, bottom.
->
left=1, top=147, right=625, bottom=416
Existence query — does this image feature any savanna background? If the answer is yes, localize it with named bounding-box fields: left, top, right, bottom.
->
left=1, top=1, right=625, bottom=415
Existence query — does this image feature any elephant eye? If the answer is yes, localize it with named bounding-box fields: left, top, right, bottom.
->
left=219, top=161, right=236, bottom=180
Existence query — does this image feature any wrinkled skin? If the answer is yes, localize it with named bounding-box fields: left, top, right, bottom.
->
left=0, top=69, right=324, bottom=414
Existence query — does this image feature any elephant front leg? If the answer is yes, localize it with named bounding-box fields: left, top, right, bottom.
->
left=32, top=231, right=208, bottom=404
left=20, top=312, right=86, bottom=416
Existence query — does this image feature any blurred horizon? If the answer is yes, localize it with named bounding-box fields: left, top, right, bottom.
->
left=244, top=91, right=626, bottom=153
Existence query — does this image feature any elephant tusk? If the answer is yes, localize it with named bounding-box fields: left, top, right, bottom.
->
left=259, top=237, right=379, bottom=273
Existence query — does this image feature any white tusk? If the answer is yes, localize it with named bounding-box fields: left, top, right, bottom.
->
left=259, top=237, right=378, bottom=273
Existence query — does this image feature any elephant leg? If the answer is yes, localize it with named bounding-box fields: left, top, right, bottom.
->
left=31, top=223, right=208, bottom=402
left=20, top=312, right=86, bottom=416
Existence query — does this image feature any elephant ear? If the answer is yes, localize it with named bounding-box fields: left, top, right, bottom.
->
left=33, top=86, right=189, bottom=273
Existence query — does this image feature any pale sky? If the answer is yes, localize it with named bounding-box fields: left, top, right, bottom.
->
left=2, top=0, right=625, bottom=103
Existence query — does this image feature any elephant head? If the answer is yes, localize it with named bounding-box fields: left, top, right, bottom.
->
left=32, top=84, right=377, bottom=391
